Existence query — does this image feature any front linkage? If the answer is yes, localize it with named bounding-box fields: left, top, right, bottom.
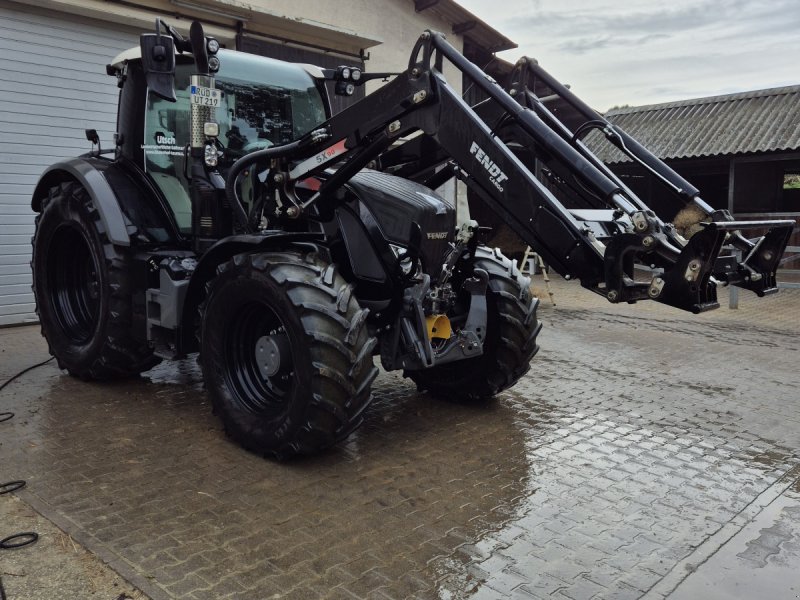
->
left=505, top=57, right=793, bottom=311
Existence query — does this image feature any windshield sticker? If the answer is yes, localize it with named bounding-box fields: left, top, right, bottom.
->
left=142, top=134, right=184, bottom=157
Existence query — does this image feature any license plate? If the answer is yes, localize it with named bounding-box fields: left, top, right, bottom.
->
left=190, top=85, right=221, bottom=107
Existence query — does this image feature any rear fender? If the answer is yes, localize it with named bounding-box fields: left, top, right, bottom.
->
left=32, top=158, right=131, bottom=246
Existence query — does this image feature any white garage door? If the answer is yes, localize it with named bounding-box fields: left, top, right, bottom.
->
left=0, top=1, right=140, bottom=326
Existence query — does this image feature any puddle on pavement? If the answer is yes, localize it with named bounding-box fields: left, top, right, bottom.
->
left=2, top=326, right=798, bottom=599
left=424, top=373, right=800, bottom=599
left=4, top=360, right=540, bottom=598
left=668, top=470, right=800, bottom=600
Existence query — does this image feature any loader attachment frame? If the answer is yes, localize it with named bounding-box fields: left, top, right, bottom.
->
left=230, top=31, right=793, bottom=314
left=505, top=58, right=793, bottom=302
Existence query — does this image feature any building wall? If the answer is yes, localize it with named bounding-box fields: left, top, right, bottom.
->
left=259, top=0, right=465, bottom=92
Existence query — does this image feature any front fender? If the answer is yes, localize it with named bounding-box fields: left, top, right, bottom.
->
left=178, top=232, right=327, bottom=353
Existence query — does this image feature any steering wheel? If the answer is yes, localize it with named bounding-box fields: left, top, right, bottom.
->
left=242, top=139, right=273, bottom=153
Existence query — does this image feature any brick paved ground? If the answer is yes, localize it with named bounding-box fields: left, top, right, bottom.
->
left=1, top=278, right=798, bottom=599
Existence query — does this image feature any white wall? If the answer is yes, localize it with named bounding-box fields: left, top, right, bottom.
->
left=257, top=0, right=465, bottom=92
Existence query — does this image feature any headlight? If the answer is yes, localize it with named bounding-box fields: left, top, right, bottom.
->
left=351, top=68, right=362, bottom=82
left=207, top=38, right=220, bottom=54
left=345, top=83, right=355, bottom=95
left=204, top=143, right=218, bottom=167
left=341, top=67, right=351, bottom=80
left=208, top=56, right=220, bottom=72
left=203, top=122, right=219, bottom=137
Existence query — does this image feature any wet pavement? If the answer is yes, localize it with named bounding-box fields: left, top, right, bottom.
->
left=1, top=277, right=799, bottom=599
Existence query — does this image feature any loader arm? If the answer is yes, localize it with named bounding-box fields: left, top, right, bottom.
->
left=501, top=57, right=793, bottom=302
left=229, top=31, right=793, bottom=314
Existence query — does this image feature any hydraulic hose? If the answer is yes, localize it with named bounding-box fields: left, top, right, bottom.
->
left=224, top=138, right=307, bottom=232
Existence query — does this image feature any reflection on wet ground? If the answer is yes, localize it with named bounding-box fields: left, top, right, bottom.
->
left=1, top=290, right=799, bottom=599
left=667, top=465, right=800, bottom=600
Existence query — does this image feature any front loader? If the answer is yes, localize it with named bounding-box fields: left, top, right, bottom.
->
left=377, top=52, right=794, bottom=312
left=30, top=21, right=793, bottom=459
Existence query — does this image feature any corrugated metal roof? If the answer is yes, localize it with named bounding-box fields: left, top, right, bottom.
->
left=588, top=85, right=800, bottom=163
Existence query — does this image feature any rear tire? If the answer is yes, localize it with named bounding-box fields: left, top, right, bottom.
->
left=407, top=246, right=541, bottom=401
left=31, top=181, right=160, bottom=380
left=199, top=250, right=378, bottom=459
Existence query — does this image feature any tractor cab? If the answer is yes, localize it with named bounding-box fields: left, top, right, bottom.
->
left=108, top=47, right=329, bottom=233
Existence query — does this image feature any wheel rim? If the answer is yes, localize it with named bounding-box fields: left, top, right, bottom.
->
left=223, top=302, right=294, bottom=415
left=46, top=225, right=101, bottom=344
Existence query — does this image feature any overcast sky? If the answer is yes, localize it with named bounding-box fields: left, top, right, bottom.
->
left=457, top=0, right=800, bottom=112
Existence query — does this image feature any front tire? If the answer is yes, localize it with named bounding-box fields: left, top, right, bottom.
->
left=31, top=181, right=160, bottom=380
left=199, top=251, right=378, bottom=459
left=407, top=246, right=541, bottom=401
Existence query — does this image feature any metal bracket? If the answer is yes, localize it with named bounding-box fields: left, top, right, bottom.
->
left=430, top=268, right=488, bottom=366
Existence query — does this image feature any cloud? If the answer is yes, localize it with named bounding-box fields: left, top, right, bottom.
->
left=456, top=0, right=800, bottom=109
left=499, top=2, right=726, bottom=35
left=557, top=32, right=671, bottom=55
left=495, top=0, right=796, bottom=41
left=557, top=36, right=613, bottom=54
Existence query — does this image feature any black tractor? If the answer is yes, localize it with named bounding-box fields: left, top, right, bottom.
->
left=31, top=20, right=792, bottom=459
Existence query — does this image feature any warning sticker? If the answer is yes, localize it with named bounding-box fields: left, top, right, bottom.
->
left=289, top=139, right=348, bottom=179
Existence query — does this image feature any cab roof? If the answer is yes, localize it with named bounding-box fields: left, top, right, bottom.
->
left=107, top=47, right=326, bottom=80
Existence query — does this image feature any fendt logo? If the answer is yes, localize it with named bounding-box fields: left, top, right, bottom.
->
left=470, top=142, right=509, bottom=192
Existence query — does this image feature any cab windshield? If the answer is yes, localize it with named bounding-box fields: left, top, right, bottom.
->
left=143, top=50, right=327, bottom=232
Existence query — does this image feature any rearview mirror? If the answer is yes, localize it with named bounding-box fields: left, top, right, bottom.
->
left=141, top=22, right=176, bottom=102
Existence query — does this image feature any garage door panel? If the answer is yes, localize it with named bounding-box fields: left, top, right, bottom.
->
left=0, top=91, right=119, bottom=115
left=0, top=120, right=112, bottom=140
left=1, top=234, right=37, bottom=245
left=0, top=153, right=71, bottom=168
left=0, top=162, right=50, bottom=176
left=0, top=31, right=130, bottom=65
left=1, top=223, right=35, bottom=234
left=0, top=281, right=33, bottom=295
left=1, top=173, right=50, bottom=185
left=0, top=136, right=116, bottom=153
left=1, top=174, right=39, bottom=186
left=0, top=164, right=51, bottom=177
left=3, top=68, right=119, bottom=96
left=0, top=250, right=33, bottom=263
left=0, top=202, right=38, bottom=215
left=0, top=7, right=141, bottom=49
left=0, top=265, right=32, bottom=277
left=0, top=253, right=35, bottom=266
left=0, top=303, right=35, bottom=315
left=0, top=305, right=37, bottom=324
left=0, top=215, right=36, bottom=225
left=2, top=182, right=72, bottom=196
left=4, top=53, right=116, bottom=87
left=0, top=292, right=35, bottom=305
left=0, top=3, right=139, bottom=325
left=0, top=105, right=116, bottom=125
